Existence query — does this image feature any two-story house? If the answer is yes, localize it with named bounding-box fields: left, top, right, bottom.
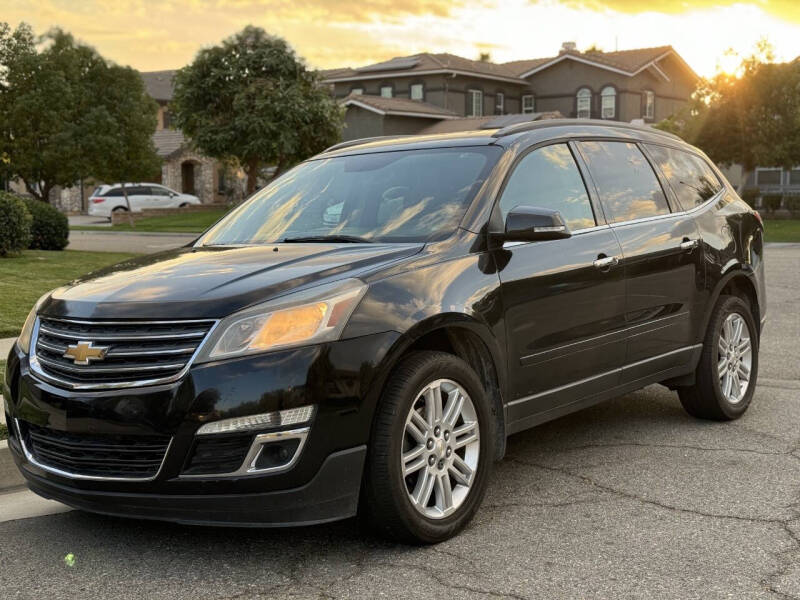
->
left=323, top=43, right=699, bottom=140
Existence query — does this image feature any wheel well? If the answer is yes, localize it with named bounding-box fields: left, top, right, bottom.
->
left=404, top=327, right=506, bottom=460
left=719, top=275, right=760, bottom=334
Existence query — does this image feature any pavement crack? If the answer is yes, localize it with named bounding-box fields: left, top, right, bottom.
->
left=560, top=441, right=790, bottom=457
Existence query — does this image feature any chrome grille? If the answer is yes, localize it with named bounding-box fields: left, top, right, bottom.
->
left=32, top=317, right=215, bottom=389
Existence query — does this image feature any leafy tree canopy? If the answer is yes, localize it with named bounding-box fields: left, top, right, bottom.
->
left=0, top=23, right=159, bottom=201
left=171, top=26, right=343, bottom=195
left=656, top=41, right=800, bottom=191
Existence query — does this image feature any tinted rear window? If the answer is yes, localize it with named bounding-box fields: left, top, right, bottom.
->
left=646, top=145, right=722, bottom=209
left=578, top=141, right=669, bottom=223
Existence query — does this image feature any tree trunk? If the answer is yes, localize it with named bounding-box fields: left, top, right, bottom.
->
left=266, top=158, right=286, bottom=184
left=121, top=182, right=135, bottom=228
left=245, top=159, right=260, bottom=197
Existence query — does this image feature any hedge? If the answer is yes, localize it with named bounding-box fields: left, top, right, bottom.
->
left=0, top=192, right=32, bottom=256
left=23, top=197, right=69, bottom=250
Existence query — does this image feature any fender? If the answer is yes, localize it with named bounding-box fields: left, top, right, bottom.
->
left=698, top=264, right=762, bottom=341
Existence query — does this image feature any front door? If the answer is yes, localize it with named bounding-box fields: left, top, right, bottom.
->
left=495, top=143, right=627, bottom=432
left=576, top=140, right=705, bottom=383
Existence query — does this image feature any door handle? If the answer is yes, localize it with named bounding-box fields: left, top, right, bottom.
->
left=680, top=238, right=700, bottom=251
left=593, top=255, right=619, bottom=269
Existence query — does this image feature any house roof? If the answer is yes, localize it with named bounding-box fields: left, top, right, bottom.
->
left=323, top=45, right=698, bottom=85
left=324, top=53, right=526, bottom=85
left=416, top=111, right=562, bottom=134
left=504, top=45, right=698, bottom=81
left=140, top=70, right=177, bottom=102
left=152, top=128, right=186, bottom=157
left=342, top=94, right=459, bottom=119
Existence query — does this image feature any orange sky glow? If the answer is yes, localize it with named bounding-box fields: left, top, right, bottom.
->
left=5, top=0, right=800, bottom=77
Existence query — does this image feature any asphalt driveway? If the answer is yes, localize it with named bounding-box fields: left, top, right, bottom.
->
left=1, top=245, right=798, bottom=599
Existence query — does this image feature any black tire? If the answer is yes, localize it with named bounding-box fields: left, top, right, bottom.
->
left=678, top=295, right=759, bottom=420
left=363, top=351, right=493, bottom=544
left=112, top=206, right=128, bottom=212
left=179, top=202, right=190, bottom=208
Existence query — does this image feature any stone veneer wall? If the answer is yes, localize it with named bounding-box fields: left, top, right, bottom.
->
left=161, top=149, right=218, bottom=204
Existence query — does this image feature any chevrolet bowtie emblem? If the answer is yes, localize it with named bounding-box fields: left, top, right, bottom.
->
left=63, top=341, right=109, bottom=365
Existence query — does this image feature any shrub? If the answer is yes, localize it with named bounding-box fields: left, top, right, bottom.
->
left=0, top=192, right=32, bottom=256
left=23, top=198, right=69, bottom=250
left=740, top=188, right=760, bottom=208
left=785, top=195, right=800, bottom=218
left=762, top=194, right=783, bottom=213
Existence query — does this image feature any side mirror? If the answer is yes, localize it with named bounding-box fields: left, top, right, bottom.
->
left=502, top=205, right=571, bottom=242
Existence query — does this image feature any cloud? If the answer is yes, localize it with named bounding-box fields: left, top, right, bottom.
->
left=558, top=0, right=800, bottom=23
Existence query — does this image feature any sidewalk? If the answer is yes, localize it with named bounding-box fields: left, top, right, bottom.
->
left=67, top=229, right=196, bottom=253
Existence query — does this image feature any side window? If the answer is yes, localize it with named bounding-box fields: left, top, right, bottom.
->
left=150, top=186, right=171, bottom=197
left=578, top=141, right=669, bottom=223
left=645, top=145, right=722, bottom=209
left=498, top=144, right=596, bottom=232
left=129, top=186, right=149, bottom=196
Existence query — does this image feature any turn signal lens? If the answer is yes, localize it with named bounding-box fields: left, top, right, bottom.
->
left=198, top=279, right=368, bottom=362
left=251, top=303, right=328, bottom=349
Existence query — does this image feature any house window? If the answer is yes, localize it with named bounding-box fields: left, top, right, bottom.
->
left=600, top=86, right=616, bottom=119
left=380, top=85, right=393, bottom=98
left=790, top=168, right=800, bottom=186
left=576, top=88, right=591, bottom=119
left=522, top=95, right=534, bottom=114
left=162, top=109, right=172, bottom=129
left=756, top=168, right=782, bottom=186
left=495, top=92, right=504, bottom=115
left=410, top=83, right=424, bottom=101
left=351, top=88, right=364, bottom=95
left=644, top=91, right=655, bottom=120
left=467, top=89, right=483, bottom=117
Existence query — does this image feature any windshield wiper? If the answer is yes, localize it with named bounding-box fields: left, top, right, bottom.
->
left=282, top=235, right=374, bottom=243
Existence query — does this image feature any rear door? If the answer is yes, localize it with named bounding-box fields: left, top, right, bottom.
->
left=495, top=143, right=627, bottom=432
left=149, top=185, right=176, bottom=208
left=576, top=140, right=705, bottom=384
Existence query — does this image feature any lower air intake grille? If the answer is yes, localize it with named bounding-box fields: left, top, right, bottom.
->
left=22, top=422, right=171, bottom=479
left=33, top=317, right=215, bottom=388
left=182, top=434, right=254, bottom=476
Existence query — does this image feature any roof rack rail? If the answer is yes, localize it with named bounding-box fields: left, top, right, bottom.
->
left=491, top=118, right=683, bottom=142
left=323, top=135, right=411, bottom=153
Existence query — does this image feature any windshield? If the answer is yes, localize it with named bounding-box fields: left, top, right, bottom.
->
left=198, top=146, right=502, bottom=245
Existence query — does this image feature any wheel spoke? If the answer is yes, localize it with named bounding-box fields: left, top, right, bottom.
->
left=731, top=317, right=744, bottom=345
left=423, top=385, right=443, bottom=426
left=722, top=372, right=733, bottom=399
left=403, top=445, right=426, bottom=476
left=718, top=337, right=728, bottom=356
left=737, top=338, right=751, bottom=355
left=413, top=467, right=435, bottom=507
left=406, top=410, right=428, bottom=444
left=442, top=388, right=465, bottom=427
left=449, top=454, right=474, bottom=487
left=718, top=357, right=728, bottom=378
left=731, top=372, right=741, bottom=401
left=435, top=473, right=454, bottom=513
left=737, top=361, right=750, bottom=381
left=453, top=421, right=478, bottom=449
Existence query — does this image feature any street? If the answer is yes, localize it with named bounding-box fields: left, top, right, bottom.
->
left=0, top=245, right=798, bottom=599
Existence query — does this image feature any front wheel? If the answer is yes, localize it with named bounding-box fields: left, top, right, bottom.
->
left=678, top=295, right=759, bottom=420
left=363, top=351, right=493, bottom=543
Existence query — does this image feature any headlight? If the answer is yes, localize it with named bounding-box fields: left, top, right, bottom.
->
left=195, top=278, right=367, bottom=363
left=17, top=292, right=51, bottom=354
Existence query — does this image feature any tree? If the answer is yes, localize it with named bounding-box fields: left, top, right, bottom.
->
left=171, top=26, right=343, bottom=195
left=656, top=42, right=800, bottom=193
left=0, top=24, right=160, bottom=203
left=478, top=52, right=491, bottom=62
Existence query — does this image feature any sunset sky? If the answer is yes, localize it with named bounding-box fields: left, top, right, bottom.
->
left=5, top=0, right=800, bottom=77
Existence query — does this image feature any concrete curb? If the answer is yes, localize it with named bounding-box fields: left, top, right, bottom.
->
left=69, top=229, right=198, bottom=239
left=0, top=440, right=25, bottom=492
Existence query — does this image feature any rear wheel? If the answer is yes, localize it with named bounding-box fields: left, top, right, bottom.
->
left=179, top=202, right=190, bottom=208
left=364, top=351, right=492, bottom=543
left=678, top=295, right=758, bottom=420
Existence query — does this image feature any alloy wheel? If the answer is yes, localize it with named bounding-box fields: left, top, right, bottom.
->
left=717, top=312, right=753, bottom=404
left=401, top=378, right=480, bottom=519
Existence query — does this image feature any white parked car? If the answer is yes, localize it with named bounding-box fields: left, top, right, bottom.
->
left=88, top=183, right=201, bottom=218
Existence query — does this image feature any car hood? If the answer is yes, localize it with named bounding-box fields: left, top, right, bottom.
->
left=42, top=243, right=423, bottom=319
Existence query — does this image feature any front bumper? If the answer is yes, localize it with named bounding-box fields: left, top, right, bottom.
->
left=3, top=331, right=399, bottom=525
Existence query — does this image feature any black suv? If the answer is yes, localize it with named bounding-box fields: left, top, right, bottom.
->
left=4, top=120, right=765, bottom=543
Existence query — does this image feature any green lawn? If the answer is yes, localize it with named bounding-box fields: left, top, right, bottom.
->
left=0, top=250, right=136, bottom=338
left=763, top=219, right=800, bottom=243
left=71, top=208, right=229, bottom=233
